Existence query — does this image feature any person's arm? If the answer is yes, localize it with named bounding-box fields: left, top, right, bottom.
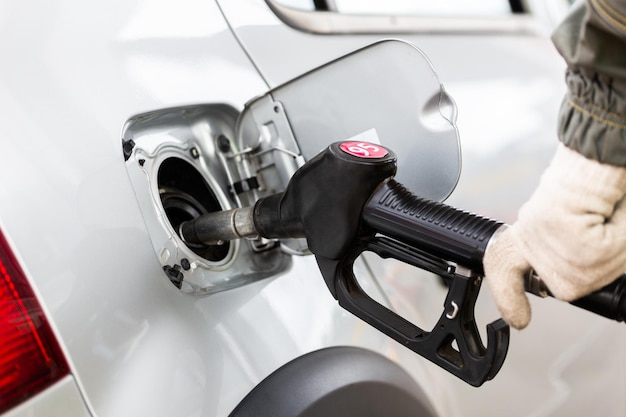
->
left=483, top=0, right=626, bottom=329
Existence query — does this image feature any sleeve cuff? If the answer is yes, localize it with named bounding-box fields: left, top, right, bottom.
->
left=557, top=69, right=626, bottom=167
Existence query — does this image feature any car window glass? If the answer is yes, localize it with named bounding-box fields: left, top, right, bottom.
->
left=334, top=0, right=512, bottom=16
left=272, top=0, right=515, bottom=16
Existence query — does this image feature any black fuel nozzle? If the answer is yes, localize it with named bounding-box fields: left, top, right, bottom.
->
left=180, top=141, right=625, bottom=387
left=181, top=141, right=397, bottom=259
left=180, top=141, right=509, bottom=386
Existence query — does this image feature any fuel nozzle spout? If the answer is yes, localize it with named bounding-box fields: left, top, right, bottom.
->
left=180, top=207, right=258, bottom=245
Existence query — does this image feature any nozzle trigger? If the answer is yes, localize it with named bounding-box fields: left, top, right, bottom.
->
left=316, top=236, right=509, bottom=387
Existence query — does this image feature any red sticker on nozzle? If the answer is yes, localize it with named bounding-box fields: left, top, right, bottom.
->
left=340, top=142, right=388, bottom=159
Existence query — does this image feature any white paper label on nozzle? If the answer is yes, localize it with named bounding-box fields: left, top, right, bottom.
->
left=344, top=128, right=381, bottom=145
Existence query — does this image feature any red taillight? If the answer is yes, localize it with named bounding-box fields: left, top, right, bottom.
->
left=0, top=230, right=69, bottom=413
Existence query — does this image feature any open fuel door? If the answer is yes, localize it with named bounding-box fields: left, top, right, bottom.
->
left=123, top=39, right=461, bottom=292
left=235, top=39, right=460, bottom=204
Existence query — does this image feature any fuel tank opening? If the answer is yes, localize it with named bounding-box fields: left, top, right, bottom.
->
left=158, top=157, right=230, bottom=262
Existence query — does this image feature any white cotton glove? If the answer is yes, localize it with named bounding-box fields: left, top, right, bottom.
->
left=483, top=144, right=626, bottom=329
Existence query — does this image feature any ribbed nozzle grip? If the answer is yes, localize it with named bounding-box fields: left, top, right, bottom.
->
left=363, top=180, right=503, bottom=271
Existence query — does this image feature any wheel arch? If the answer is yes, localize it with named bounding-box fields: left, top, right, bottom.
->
left=230, top=346, right=439, bottom=417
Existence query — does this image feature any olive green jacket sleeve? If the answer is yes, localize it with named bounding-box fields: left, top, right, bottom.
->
left=552, top=0, right=626, bottom=166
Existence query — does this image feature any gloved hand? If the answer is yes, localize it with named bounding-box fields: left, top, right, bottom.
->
left=484, top=144, right=626, bottom=329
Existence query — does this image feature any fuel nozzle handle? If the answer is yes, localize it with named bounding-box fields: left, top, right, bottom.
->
left=364, top=179, right=503, bottom=272
left=363, top=179, right=626, bottom=323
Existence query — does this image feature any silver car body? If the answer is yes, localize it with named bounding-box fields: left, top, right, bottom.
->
left=0, top=1, right=623, bottom=416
